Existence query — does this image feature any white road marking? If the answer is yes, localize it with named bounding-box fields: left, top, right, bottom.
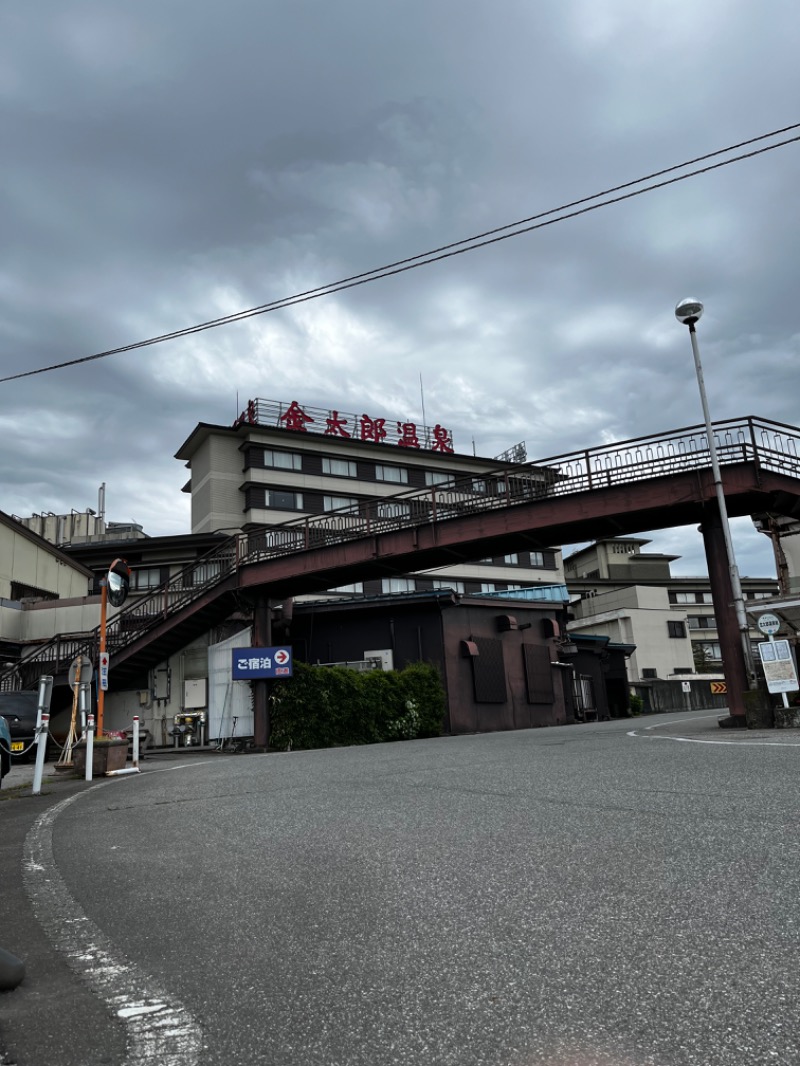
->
left=627, top=712, right=800, bottom=746
left=24, top=784, right=204, bottom=1065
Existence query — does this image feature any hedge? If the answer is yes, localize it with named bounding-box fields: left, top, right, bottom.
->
left=269, top=661, right=445, bottom=751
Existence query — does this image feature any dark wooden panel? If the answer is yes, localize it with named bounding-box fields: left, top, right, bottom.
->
left=472, top=638, right=507, bottom=703
left=523, top=644, right=555, bottom=704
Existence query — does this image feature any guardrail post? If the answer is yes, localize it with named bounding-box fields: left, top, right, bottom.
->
left=132, top=715, right=140, bottom=769
left=85, top=713, right=95, bottom=782
left=79, top=680, right=91, bottom=739
left=31, top=712, right=49, bottom=796
left=35, top=675, right=53, bottom=729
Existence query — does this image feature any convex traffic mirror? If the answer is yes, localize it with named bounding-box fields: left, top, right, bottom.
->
left=106, top=558, right=131, bottom=607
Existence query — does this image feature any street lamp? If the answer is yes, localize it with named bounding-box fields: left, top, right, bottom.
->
left=674, top=298, right=755, bottom=687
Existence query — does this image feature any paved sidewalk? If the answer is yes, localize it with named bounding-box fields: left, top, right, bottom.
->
left=0, top=764, right=129, bottom=1066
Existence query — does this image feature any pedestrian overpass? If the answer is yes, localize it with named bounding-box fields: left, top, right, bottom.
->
left=5, top=415, right=800, bottom=718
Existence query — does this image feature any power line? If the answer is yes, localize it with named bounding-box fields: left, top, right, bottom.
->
left=2, top=122, right=799, bottom=385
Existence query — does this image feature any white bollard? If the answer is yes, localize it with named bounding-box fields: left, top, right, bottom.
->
left=132, top=715, right=140, bottom=769
left=31, top=712, right=49, bottom=796
left=79, top=681, right=91, bottom=741
left=85, top=713, right=95, bottom=782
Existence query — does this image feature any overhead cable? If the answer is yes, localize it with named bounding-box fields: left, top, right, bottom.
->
left=2, top=122, right=799, bottom=384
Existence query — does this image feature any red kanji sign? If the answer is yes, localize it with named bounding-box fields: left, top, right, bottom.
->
left=324, top=411, right=351, bottom=438
left=279, top=401, right=314, bottom=432
left=396, top=421, right=421, bottom=449
left=359, top=415, right=387, bottom=443
left=236, top=397, right=456, bottom=453
left=431, top=424, right=454, bottom=453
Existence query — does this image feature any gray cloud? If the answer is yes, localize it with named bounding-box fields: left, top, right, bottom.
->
left=2, top=0, right=798, bottom=578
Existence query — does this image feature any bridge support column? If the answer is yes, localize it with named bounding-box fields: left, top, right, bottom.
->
left=701, top=509, right=747, bottom=718
left=253, top=597, right=272, bottom=750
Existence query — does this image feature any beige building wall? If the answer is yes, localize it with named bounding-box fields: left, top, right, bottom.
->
left=571, top=585, right=693, bottom=682
left=0, top=521, right=92, bottom=601
left=16, top=598, right=101, bottom=642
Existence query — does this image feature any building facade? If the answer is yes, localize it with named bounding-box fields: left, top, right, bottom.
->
left=175, top=396, right=565, bottom=598
left=565, top=538, right=778, bottom=682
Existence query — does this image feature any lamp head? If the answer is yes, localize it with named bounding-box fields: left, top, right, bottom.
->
left=675, top=298, right=704, bottom=326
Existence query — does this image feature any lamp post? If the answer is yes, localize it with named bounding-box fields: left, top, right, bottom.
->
left=674, top=298, right=755, bottom=689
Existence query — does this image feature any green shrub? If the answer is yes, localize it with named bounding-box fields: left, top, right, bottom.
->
left=629, top=693, right=644, bottom=717
left=269, top=660, right=445, bottom=751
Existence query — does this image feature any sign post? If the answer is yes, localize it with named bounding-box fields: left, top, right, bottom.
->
left=756, top=613, right=797, bottom=709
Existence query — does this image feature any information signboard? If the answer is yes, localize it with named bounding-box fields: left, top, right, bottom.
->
left=757, top=639, right=799, bottom=694
left=232, top=646, right=293, bottom=680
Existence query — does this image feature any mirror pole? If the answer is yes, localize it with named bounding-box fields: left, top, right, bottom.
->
left=97, top=579, right=107, bottom=737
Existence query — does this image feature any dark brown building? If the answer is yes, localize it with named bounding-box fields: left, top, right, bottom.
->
left=289, top=590, right=633, bottom=734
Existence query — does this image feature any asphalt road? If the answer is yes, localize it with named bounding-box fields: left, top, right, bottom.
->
left=3, top=712, right=800, bottom=1066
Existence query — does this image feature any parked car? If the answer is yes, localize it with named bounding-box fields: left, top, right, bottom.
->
left=0, top=691, right=39, bottom=764
left=0, top=714, right=11, bottom=786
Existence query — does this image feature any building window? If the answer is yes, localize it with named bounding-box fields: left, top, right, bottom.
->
left=642, top=668, right=658, bottom=679
left=331, top=582, right=364, bottom=594
left=430, top=579, right=465, bottom=592
left=506, top=583, right=523, bottom=590
left=323, top=495, right=359, bottom=512
left=381, top=578, right=416, bottom=594
left=375, top=464, right=408, bottom=484
left=668, top=620, right=686, bottom=638
left=529, top=551, right=545, bottom=567
left=748, top=591, right=774, bottom=600
left=687, top=616, right=716, bottom=630
left=10, top=581, right=58, bottom=602
left=673, top=592, right=696, bottom=604
left=697, top=641, right=722, bottom=660
left=701, top=592, right=714, bottom=604
left=267, top=489, right=304, bottom=510
left=480, top=582, right=496, bottom=593
left=425, top=471, right=451, bottom=486
left=263, top=449, right=302, bottom=471
left=503, top=553, right=519, bottom=565
left=572, top=674, right=596, bottom=715
left=130, top=568, right=163, bottom=590
left=322, top=457, right=357, bottom=478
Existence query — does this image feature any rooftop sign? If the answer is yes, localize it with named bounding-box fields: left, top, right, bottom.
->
left=233, top=397, right=454, bottom=454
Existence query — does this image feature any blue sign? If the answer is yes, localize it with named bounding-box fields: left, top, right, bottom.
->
left=232, top=646, right=293, bottom=679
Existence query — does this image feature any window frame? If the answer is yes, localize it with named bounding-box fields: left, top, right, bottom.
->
left=322, top=457, right=358, bottom=478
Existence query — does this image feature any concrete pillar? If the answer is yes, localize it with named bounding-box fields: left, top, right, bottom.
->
left=701, top=509, right=747, bottom=718
left=253, top=597, right=272, bottom=750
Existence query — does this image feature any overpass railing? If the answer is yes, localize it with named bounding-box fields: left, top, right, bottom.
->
left=3, top=415, right=798, bottom=690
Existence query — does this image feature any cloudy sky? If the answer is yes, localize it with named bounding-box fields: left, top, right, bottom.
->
left=2, top=1, right=798, bottom=577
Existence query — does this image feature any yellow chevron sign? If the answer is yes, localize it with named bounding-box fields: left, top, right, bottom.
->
left=710, top=681, right=727, bottom=694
